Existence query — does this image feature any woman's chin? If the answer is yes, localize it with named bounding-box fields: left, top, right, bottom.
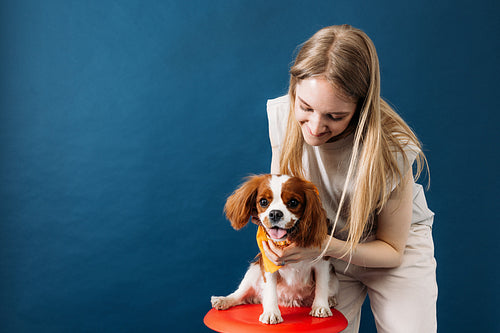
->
left=303, top=133, right=332, bottom=146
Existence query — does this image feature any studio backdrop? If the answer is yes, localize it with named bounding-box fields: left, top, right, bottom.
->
left=1, top=1, right=498, bottom=332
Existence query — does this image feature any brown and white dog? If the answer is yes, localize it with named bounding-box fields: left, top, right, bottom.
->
left=211, top=174, right=338, bottom=324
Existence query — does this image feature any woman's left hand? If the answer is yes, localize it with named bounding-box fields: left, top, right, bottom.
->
left=261, top=239, right=324, bottom=266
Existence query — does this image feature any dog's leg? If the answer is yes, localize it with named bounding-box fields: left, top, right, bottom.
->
left=211, top=264, right=260, bottom=310
left=259, top=271, right=283, bottom=324
left=328, top=267, right=339, bottom=308
left=310, top=260, right=333, bottom=318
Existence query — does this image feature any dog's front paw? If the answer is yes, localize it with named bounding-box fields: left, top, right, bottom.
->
left=310, top=305, right=333, bottom=318
left=259, top=311, right=283, bottom=324
left=211, top=296, right=233, bottom=310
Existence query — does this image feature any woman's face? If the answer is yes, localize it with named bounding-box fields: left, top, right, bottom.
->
left=294, top=78, right=357, bottom=146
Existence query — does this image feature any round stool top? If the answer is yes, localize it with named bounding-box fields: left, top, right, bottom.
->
left=204, top=304, right=347, bottom=332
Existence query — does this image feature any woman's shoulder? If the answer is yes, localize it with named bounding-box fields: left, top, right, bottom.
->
left=266, top=95, right=290, bottom=148
left=267, top=95, right=290, bottom=115
left=388, top=135, right=423, bottom=191
left=391, top=135, right=421, bottom=167
left=267, top=94, right=289, bottom=106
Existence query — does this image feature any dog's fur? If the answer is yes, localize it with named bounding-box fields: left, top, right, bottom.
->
left=211, top=174, right=338, bottom=324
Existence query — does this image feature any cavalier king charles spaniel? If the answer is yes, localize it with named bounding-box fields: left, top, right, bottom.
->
left=211, top=174, right=338, bottom=324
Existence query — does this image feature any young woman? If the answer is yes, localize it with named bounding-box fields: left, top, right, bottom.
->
left=262, top=25, right=437, bottom=332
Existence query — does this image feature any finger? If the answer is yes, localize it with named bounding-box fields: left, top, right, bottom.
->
left=262, top=241, right=280, bottom=264
left=266, top=239, right=282, bottom=254
left=265, top=241, right=291, bottom=266
left=269, top=240, right=298, bottom=257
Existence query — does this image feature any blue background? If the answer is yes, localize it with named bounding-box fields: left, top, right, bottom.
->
left=1, top=1, right=498, bottom=332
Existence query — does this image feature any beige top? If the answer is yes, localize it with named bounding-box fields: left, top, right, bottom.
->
left=267, top=95, right=434, bottom=240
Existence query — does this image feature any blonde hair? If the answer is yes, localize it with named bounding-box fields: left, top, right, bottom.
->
left=280, top=25, right=428, bottom=255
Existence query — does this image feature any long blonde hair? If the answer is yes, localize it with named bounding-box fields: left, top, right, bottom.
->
left=280, top=25, right=427, bottom=254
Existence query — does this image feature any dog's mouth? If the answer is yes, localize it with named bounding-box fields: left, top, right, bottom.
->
left=266, top=227, right=290, bottom=242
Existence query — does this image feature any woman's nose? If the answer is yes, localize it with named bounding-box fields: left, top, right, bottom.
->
left=309, top=113, right=325, bottom=135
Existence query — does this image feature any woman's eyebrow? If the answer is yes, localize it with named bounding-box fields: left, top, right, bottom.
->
left=297, top=96, right=311, bottom=107
left=330, top=111, right=351, bottom=116
left=298, top=96, right=351, bottom=115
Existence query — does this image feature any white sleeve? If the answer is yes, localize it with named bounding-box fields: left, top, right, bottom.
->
left=391, top=141, right=421, bottom=191
left=266, top=95, right=290, bottom=174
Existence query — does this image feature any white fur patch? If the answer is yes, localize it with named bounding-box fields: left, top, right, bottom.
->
left=258, top=175, right=299, bottom=235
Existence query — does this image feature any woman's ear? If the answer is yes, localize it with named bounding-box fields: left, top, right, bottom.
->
left=296, top=180, right=328, bottom=247
left=224, top=175, right=268, bottom=230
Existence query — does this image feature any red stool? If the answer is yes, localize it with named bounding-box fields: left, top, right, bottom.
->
left=204, top=304, right=347, bottom=332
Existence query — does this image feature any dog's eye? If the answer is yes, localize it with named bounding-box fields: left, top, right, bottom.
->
left=259, top=198, right=269, bottom=207
left=288, top=199, right=299, bottom=208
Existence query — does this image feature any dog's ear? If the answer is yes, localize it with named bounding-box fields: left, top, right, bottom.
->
left=224, top=175, right=268, bottom=230
left=295, top=180, right=328, bottom=248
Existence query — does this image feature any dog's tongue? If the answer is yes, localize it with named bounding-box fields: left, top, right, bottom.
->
left=269, top=227, right=287, bottom=240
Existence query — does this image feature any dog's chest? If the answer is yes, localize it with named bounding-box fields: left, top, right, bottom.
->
left=278, top=262, right=315, bottom=285
left=275, top=262, right=316, bottom=306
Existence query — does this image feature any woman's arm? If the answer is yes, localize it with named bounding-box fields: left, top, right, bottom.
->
left=331, top=169, right=413, bottom=267
left=263, top=170, right=414, bottom=268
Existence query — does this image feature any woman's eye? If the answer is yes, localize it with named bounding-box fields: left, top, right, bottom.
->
left=259, top=198, right=269, bottom=207
left=288, top=199, right=299, bottom=208
left=329, top=114, right=344, bottom=121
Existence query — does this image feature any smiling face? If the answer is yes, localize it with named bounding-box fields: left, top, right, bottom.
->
left=294, top=77, right=357, bottom=146
left=256, top=175, right=306, bottom=241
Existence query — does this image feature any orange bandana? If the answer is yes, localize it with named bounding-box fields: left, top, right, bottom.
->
left=256, top=225, right=290, bottom=273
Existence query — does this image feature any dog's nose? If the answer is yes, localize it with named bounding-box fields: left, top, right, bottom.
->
left=269, top=210, right=284, bottom=222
